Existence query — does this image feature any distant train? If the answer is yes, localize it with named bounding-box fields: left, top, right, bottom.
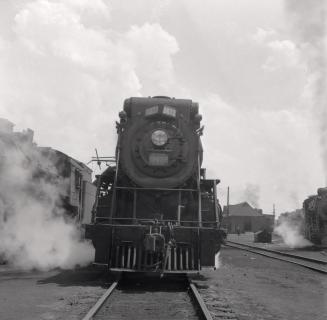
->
left=303, top=187, right=327, bottom=245
left=85, top=96, right=226, bottom=273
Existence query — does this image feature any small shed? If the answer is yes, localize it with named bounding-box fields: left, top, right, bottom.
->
left=254, top=229, right=272, bottom=243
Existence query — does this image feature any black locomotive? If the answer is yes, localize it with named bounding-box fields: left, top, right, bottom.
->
left=85, top=96, right=225, bottom=273
left=303, top=187, right=327, bottom=245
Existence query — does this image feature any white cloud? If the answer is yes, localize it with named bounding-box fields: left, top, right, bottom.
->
left=14, top=0, right=112, bottom=69
left=252, top=27, right=276, bottom=43
left=123, top=23, right=179, bottom=93
left=0, top=0, right=179, bottom=161
left=284, top=0, right=327, bottom=182
left=65, top=0, right=109, bottom=12
left=263, top=39, right=304, bottom=71
left=251, top=28, right=304, bottom=72
left=200, top=94, right=323, bottom=213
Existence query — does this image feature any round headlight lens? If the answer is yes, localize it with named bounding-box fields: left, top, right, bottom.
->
left=151, top=130, right=168, bottom=146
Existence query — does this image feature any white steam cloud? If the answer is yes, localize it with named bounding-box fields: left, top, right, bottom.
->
left=274, top=212, right=311, bottom=248
left=285, top=0, right=327, bottom=183
left=0, top=124, right=94, bottom=270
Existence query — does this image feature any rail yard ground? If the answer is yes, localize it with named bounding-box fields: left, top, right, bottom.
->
left=0, top=266, right=108, bottom=320
left=196, top=246, right=327, bottom=320
left=0, top=242, right=326, bottom=320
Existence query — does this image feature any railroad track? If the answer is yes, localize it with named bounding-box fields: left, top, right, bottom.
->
left=225, top=241, right=327, bottom=274
left=81, top=273, right=231, bottom=320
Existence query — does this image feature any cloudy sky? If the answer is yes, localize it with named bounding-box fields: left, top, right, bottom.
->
left=0, top=0, right=326, bottom=215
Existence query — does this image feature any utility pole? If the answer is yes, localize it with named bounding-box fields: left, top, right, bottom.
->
left=227, top=186, right=230, bottom=216
left=273, top=203, right=276, bottom=226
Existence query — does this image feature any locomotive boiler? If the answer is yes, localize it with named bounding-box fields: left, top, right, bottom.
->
left=85, top=96, right=226, bottom=273
left=303, top=187, right=327, bottom=245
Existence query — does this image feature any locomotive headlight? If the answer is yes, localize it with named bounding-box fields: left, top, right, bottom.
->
left=151, top=130, right=168, bottom=146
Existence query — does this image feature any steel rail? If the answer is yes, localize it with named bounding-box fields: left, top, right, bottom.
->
left=81, top=281, right=118, bottom=320
left=225, top=241, right=327, bottom=274
left=227, top=240, right=327, bottom=265
left=188, top=278, right=213, bottom=320
left=81, top=275, right=216, bottom=320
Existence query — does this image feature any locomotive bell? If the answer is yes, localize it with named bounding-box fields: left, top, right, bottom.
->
left=317, top=188, right=327, bottom=197
left=194, top=114, right=202, bottom=124
left=119, top=110, right=127, bottom=122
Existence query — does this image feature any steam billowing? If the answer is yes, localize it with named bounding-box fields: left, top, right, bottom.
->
left=286, top=0, right=327, bottom=183
left=0, top=122, right=94, bottom=270
left=274, top=210, right=311, bottom=248
left=274, top=221, right=311, bottom=248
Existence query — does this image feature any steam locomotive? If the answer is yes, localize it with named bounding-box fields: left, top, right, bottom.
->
left=85, top=97, right=225, bottom=273
left=303, top=187, right=327, bottom=245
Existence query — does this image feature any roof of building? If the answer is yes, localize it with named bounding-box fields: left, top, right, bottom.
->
left=223, top=202, right=263, bottom=216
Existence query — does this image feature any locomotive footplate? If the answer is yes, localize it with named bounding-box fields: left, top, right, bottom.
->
left=85, top=223, right=223, bottom=273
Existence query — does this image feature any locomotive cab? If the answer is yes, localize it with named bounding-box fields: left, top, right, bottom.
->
left=85, top=96, right=225, bottom=273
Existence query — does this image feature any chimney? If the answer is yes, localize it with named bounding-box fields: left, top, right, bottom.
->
left=0, top=118, right=14, bottom=133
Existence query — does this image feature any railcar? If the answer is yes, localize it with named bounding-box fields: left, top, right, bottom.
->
left=85, top=96, right=226, bottom=273
left=0, top=118, right=95, bottom=224
left=303, top=187, right=327, bottom=245
left=37, top=147, right=96, bottom=223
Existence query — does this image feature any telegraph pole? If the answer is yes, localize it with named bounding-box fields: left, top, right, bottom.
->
left=273, top=203, right=276, bottom=226
left=227, top=186, right=230, bottom=216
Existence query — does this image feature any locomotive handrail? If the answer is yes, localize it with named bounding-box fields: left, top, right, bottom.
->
left=96, top=217, right=218, bottom=222
left=92, top=156, right=116, bottom=159
left=92, top=223, right=219, bottom=231
left=115, top=186, right=198, bottom=192
left=94, top=216, right=219, bottom=225
left=87, top=156, right=116, bottom=165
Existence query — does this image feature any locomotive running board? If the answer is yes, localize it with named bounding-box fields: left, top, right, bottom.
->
left=109, top=268, right=199, bottom=274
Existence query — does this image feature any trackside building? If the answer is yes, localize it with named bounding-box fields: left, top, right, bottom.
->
left=222, top=202, right=274, bottom=234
